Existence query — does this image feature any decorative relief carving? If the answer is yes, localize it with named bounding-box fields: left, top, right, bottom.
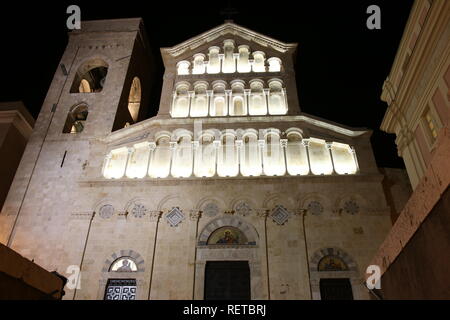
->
left=166, top=207, right=185, bottom=227
left=343, top=200, right=359, bottom=215
left=307, top=201, right=324, bottom=216
left=235, top=201, right=252, bottom=217
left=131, top=203, right=146, bottom=218
left=271, top=205, right=290, bottom=225
left=203, top=202, right=219, bottom=217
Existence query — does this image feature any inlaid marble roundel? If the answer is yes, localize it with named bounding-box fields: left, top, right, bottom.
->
left=235, top=201, right=252, bottom=216
left=99, top=204, right=114, bottom=219
left=343, top=200, right=359, bottom=215
left=307, top=201, right=323, bottom=215
left=203, top=202, right=219, bottom=217
left=131, top=203, right=146, bottom=218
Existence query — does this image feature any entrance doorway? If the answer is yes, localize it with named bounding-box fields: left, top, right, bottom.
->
left=320, top=278, right=354, bottom=300
left=204, top=261, right=251, bottom=300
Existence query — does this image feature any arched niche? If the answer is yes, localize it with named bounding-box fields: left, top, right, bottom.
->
left=195, top=216, right=264, bottom=300
left=98, top=250, right=145, bottom=300
left=309, top=247, right=368, bottom=300
left=70, top=58, right=108, bottom=93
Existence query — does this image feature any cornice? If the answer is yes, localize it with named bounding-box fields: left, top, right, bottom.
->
left=100, top=114, right=369, bottom=145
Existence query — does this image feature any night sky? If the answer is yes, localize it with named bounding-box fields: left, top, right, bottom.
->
left=0, top=0, right=414, bottom=168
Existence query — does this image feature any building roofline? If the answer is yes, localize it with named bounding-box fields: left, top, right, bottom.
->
left=160, top=21, right=298, bottom=61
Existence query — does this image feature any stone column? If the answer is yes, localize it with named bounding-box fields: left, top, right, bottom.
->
left=169, top=141, right=177, bottom=177
left=326, top=142, right=336, bottom=174
left=258, top=139, right=265, bottom=173
left=280, top=138, right=288, bottom=176
left=147, top=210, right=162, bottom=299
left=146, top=142, right=156, bottom=177
left=206, top=90, right=213, bottom=116
left=302, top=140, right=311, bottom=175
left=236, top=139, right=243, bottom=176
left=213, top=140, right=220, bottom=177
left=189, top=210, right=202, bottom=300
left=263, top=88, right=270, bottom=115
left=256, top=209, right=271, bottom=299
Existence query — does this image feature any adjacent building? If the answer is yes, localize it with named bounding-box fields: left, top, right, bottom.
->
left=374, top=0, right=450, bottom=299
left=0, top=101, right=34, bottom=211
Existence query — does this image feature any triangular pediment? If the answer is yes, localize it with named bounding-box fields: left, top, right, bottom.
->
left=161, top=21, right=297, bottom=61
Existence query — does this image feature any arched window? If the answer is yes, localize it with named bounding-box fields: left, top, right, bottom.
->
left=70, top=59, right=108, bottom=93
left=62, top=103, right=88, bottom=133
left=127, top=77, right=141, bottom=123
left=106, top=258, right=138, bottom=300
left=207, top=226, right=248, bottom=245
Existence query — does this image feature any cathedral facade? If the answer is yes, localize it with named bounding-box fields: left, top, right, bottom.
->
left=0, top=18, right=392, bottom=300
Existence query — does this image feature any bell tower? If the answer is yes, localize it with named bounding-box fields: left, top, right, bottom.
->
left=0, top=18, right=155, bottom=258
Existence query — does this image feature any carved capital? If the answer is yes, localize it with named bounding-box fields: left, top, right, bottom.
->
left=148, top=142, right=156, bottom=151
left=148, top=210, right=163, bottom=222
left=256, top=208, right=270, bottom=218
left=169, top=141, right=178, bottom=150
left=189, top=210, right=202, bottom=221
